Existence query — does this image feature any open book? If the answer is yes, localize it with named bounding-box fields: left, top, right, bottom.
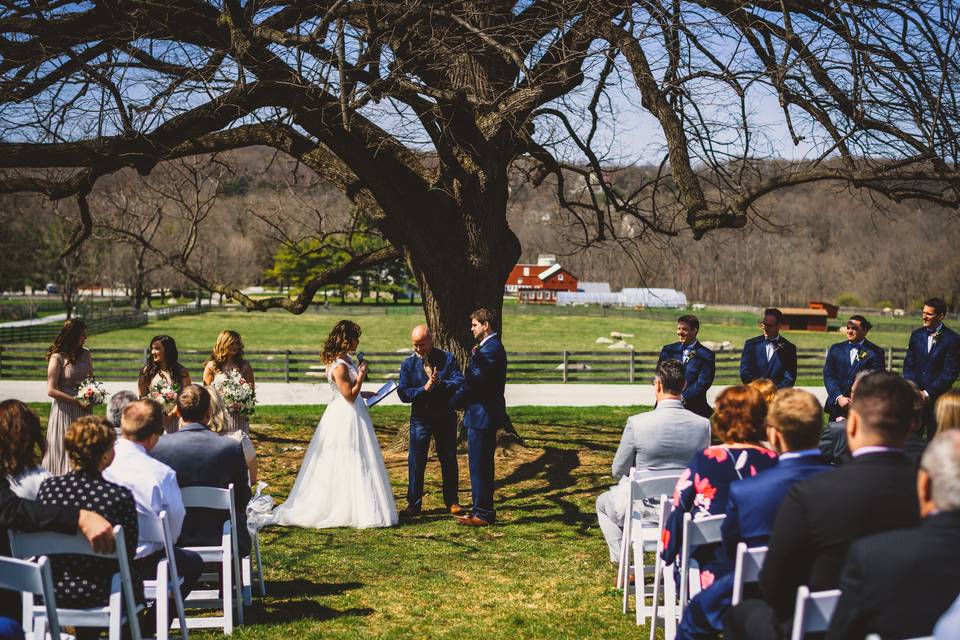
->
left=365, top=379, right=398, bottom=407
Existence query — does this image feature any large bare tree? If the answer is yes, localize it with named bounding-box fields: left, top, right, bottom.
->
left=0, top=0, right=958, bottom=356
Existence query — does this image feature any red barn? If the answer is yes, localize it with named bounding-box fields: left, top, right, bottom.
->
left=505, top=263, right=578, bottom=304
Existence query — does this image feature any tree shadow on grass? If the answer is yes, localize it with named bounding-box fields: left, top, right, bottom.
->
left=267, top=578, right=363, bottom=598
left=244, top=579, right=373, bottom=625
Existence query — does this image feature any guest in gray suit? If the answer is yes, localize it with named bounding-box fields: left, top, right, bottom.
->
left=596, top=359, right=711, bottom=562
left=150, top=385, right=252, bottom=555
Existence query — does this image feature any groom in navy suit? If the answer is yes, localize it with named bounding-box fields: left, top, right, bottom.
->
left=903, top=297, right=960, bottom=436
left=450, top=308, right=508, bottom=526
left=739, top=308, right=797, bottom=388
left=823, top=315, right=886, bottom=422
left=658, top=314, right=715, bottom=418
left=397, top=325, right=463, bottom=517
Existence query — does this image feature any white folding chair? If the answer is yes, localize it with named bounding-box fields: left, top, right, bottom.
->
left=249, top=527, right=266, bottom=599
left=647, top=499, right=679, bottom=640
left=8, top=525, right=143, bottom=640
left=679, top=512, right=726, bottom=616
left=0, top=556, right=61, bottom=640
left=790, top=586, right=841, bottom=640
left=618, top=468, right=682, bottom=628
left=138, top=510, right=189, bottom=640
left=731, top=543, right=768, bottom=606
left=176, top=484, right=244, bottom=634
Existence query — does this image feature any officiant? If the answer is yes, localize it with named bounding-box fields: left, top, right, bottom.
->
left=397, top=325, right=464, bottom=517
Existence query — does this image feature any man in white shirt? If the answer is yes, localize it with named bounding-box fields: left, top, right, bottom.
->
left=104, top=399, right=202, bottom=597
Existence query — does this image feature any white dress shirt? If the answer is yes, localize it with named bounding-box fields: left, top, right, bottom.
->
left=849, top=340, right=864, bottom=365
left=104, top=438, right=186, bottom=558
left=480, top=332, right=498, bottom=347
left=765, top=338, right=779, bottom=362
left=929, top=324, right=943, bottom=353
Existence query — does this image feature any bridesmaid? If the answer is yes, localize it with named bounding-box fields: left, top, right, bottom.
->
left=137, top=335, right=191, bottom=434
left=203, top=330, right=255, bottom=434
left=43, top=319, right=94, bottom=475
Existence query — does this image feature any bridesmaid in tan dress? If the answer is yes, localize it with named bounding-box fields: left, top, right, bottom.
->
left=203, top=330, right=255, bottom=434
left=43, top=319, right=94, bottom=475
left=137, top=335, right=191, bottom=434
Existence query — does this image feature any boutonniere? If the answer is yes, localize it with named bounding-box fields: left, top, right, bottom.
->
left=857, top=350, right=869, bottom=362
left=771, top=342, right=783, bottom=353
left=932, top=327, right=944, bottom=344
left=471, top=345, right=479, bottom=355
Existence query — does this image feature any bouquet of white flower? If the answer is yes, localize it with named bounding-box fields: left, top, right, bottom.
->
left=148, top=378, right=180, bottom=412
left=213, top=370, right=257, bottom=416
left=75, top=377, right=108, bottom=408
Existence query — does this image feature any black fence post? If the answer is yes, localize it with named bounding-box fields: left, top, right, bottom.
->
left=284, top=350, right=291, bottom=383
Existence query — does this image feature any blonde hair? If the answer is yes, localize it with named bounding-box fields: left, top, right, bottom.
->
left=206, top=386, right=228, bottom=433
left=767, top=388, right=823, bottom=450
left=748, top=378, right=778, bottom=407
left=210, top=330, right=245, bottom=371
left=936, top=390, right=960, bottom=435
left=65, top=416, right=115, bottom=474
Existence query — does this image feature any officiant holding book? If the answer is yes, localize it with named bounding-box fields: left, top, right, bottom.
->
left=397, top=325, right=464, bottom=517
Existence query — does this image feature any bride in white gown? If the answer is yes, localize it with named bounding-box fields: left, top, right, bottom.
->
left=269, top=320, right=398, bottom=529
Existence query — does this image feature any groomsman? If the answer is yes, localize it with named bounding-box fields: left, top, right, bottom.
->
left=658, top=314, right=715, bottom=418
left=823, top=315, right=886, bottom=422
left=450, top=308, right=508, bottom=526
left=397, top=325, right=463, bottom=517
left=739, top=308, right=798, bottom=388
left=903, top=297, right=960, bottom=436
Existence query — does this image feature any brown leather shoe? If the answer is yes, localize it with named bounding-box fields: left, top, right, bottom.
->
left=448, top=503, right=465, bottom=516
left=456, top=515, right=490, bottom=527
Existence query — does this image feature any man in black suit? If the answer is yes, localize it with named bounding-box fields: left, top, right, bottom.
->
left=727, top=372, right=922, bottom=640
left=828, top=429, right=960, bottom=639
left=658, top=314, right=716, bottom=418
left=151, top=385, right=252, bottom=555
left=739, top=308, right=798, bottom=388
left=903, top=296, right=960, bottom=437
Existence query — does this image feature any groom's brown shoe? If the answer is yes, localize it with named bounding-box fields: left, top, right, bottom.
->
left=448, top=503, right=465, bottom=516
left=456, top=515, right=490, bottom=527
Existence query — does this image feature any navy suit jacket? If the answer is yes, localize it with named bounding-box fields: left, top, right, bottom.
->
left=823, top=339, right=887, bottom=420
left=150, top=422, right=252, bottom=555
left=721, top=454, right=832, bottom=559
left=902, top=324, right=960, bottom=402
left=450, top=335, right=507, bottom=431
left=658, top=341, right=715, bottom=418
left=397, top=348, right=463, bottom=423
left=739, top=335, right=797, bottom=388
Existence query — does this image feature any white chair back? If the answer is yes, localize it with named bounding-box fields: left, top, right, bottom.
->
left=0, top=555, right=61, bottom=640
left=790, top=586, right=841, bottom=640
left=731, top=543, right=768, bottom=606
left=8, top=525, right=142, bottom=640
left=138, top=510, right=189, bottom=640
left=180, top=486, right=233, bottom=510
left=679, top=513, right=726, bottom=615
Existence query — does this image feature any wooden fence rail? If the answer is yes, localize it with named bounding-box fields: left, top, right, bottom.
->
left=0, top=346, right=908, bottom=384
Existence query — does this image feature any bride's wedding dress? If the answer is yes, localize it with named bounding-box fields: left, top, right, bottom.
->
left=269, top=357, right=398, bottom=529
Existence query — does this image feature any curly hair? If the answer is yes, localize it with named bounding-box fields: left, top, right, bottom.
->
left=139, top=335, right=186, bottom=385
left=0, top=400, right=45, bottom=476
left=320, top=320, right=362, bottom=364
left=209, top=330, right=246, bottom=372
left=65, top=416, right=116, bottom=475
left=45, top=319, right=87, bottom=364
left=748, top=378, right=778, bottom=408
left=711, top=385, right=766, bottom=444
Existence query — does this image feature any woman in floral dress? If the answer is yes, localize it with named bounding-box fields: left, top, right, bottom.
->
left=137, top=335, right=191, bottom=434
left=43, top=319, right=94, bottom=475
left=203, top=330, right=255, bottom=434
left=661, top=385, right=778, bottom=590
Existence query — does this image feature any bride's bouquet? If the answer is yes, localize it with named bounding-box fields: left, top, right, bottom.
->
left=213, top=370, right=257, bottom=416
left=148, top=378, right=180, bottom=412
left=75, top=377, right=108, bottom=408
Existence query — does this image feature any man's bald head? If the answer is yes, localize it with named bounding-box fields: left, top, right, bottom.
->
left=412, top=325, right=433, bottom=357
left=120, top=398, right=165, bottom=442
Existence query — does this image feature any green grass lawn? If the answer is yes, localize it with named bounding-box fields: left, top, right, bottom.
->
left=16, top=307, right=915, bottom=353
left=29, top=403, right=660, bottom=639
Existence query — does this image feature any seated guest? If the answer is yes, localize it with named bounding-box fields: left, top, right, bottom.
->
left=727, top=372, right=921, bottom=640
left=739, top=309, right=797, bottom=389
left=207, top=386, right=258, bottom=484
left=678, top=389, right=831, bottom=640
left=747, top=379, right=776, bottom=408
left=936, top=389, right=960, bottom=434
left=36, top=417, right=142, bottom=610
left=596, top=360, right=711, bottom=564
left=828, top=429, right=960, bottom=639
left=2, top=400, right=50, bottom=500
left=661, top=386, right=778, bottom=592
left=0, top=402, right=115, bottom=624
left=150, top=385, right=252, bottom=555
left=103, top=399, right=202, bottom=599
left=935, top=592, right=960, bottom=639
left=823, top=315, right=885, bottom=422
left=105, top=389, right=138, bottom=435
